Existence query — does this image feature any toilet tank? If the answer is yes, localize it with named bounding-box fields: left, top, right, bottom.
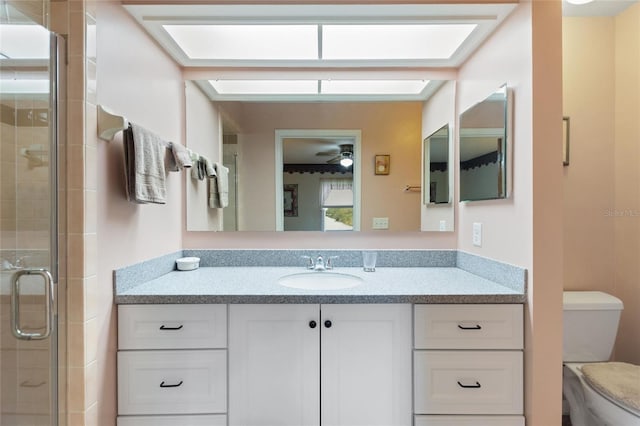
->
left=563, top=291, right=623, bottom=362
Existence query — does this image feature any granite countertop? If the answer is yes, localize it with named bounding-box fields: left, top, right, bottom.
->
left=115, top=266, right=526, bottom=304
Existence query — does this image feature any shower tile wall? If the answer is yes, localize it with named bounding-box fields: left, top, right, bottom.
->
left=0, top=101, right=51, bottom=257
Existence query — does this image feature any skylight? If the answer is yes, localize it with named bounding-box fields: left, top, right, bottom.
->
left=209, top=80, right=318, bottom=95
left=162, top=23, right=477, bottom=62
left=322, top=24, right=477, bottom=60
left=164, top=25, right=318, bottom=60
left=321, top=80, right=429, bottom=95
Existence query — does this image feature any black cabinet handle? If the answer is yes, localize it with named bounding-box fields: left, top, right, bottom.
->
left=160, top=380, right=183, bottom=388
left=309, top=320, right=317, bottom=329
left=159, top=325, right=184, bottom=330
left=457, top=381, right=481, bottom=389
left=324, top=320, right=332, bottom=328
left=457, top=324, right=482, bottom=330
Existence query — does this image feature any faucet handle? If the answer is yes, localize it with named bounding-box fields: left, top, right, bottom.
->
left=301, top=256, right=314, bottom=269
left=325, top=256, right=339, bottom=270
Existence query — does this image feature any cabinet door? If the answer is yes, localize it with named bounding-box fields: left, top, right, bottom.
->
left=229, top=304, right=320, bottom=426
left=321, top=304, right=412, bottom=426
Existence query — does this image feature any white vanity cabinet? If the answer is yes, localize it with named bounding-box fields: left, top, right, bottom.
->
left=116, top=304, right=228, bottom=426
left=228, top=304, right=412, bottom=426
left=413, top=304, right=525, bottom=426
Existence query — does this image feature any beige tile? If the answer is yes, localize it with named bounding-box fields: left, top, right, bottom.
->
left=49, top=1, right=68, bottom=35
left=67, top=233, right=84, bottom=279
left=68, top=321, right=85, bottom=368
left=67, top=189, right=85, bottom=234
left=67, top=145, right=84, bottom=190
left=67, top=100, right=85, bottom=147
left=67, top=278, right=85, bottom=323
left=68, top=11, right=85, bottom=57
left=67, top=55, right=85, bottom=102
left=85, top=317, right=97, bottom=364
left=85, top=360, right=98, bottom=407
left=84, top=275, right=98, bottom=320
left=68, top=411, right=85, bottom=426
left=84, top=102, right=97, bottom=148
left=84, top=233, right=97, bottom=277
left=67, top=366, right=86, bottom=412
left=85, top=145, right=97, bottom=190
left=86, top=60, right=97, bottom=106
left=84, top=190, right=97, bottom=234
left=85, top=402, right=98, bottom=426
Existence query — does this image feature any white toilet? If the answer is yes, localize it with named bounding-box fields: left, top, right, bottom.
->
left=563, top=291, right=640, bottom=426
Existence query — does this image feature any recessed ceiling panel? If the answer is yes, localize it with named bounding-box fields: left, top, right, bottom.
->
left=321, top=80, right=429, bottom=95
left=322, top=24, right=477, bottom=60
left=209, top=79, right=318, bottom=95
left=164, top=24, right=318, bottom=60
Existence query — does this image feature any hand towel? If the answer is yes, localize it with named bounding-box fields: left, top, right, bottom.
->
left=201, top=155, right=216, bottom=177
left=171, top=141, right=192, bottom=170
left=209, top=162, right=229, bottom=208
left=123, top=123, right=167, bottom=204
left=165, top=144, right=179, bottom=172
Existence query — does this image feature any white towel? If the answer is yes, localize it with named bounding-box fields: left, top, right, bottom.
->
left=123, top=123, right=167, bottom=204
left=209, top=163, right=229, bottom=208
left=171, top=142, right=192, bottom=170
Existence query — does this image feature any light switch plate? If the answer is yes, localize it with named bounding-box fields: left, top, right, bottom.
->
left=372, top=217, right=389, bottom=229
left=472, top=222, right=482, bottom=247
left=439, top=220, right=447, bottom=231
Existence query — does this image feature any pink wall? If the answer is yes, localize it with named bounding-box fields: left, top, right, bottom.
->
left=95, top=1, right=185, bottom=422
left=458, top=3, right=564, bottom=425
left=562, top=17, right=616, bottom=294
left=562, top=4, right=640, bottom=365
left=613, top=2, right=640, bottom=364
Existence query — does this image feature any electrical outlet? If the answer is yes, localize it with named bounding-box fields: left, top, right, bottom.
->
left=439, top=220, right=447, bottom=231
left=372, top=217, right=389, bottom=230
left=472, top=222, right=483, bottom=247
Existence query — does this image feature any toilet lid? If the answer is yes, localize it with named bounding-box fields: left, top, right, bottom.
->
left=582, top=362, right=640, bottom=414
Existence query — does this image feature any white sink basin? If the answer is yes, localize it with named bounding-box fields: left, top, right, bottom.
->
left=278, top=272, right=363, bottom=290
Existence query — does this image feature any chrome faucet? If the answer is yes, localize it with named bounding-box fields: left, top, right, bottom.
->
left=302, top=255, right=338, bottom=271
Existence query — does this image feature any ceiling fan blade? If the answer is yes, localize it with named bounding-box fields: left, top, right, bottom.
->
left=316, top=149, right=340, bottom=157
left=326, top=154, right=341, bottom=164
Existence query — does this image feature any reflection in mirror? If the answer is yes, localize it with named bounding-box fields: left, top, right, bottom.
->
left=459, top=84, right=511, bottom=202
left=423, top=125, right=449, bottom=205
left=276, top=131, right=361, bottom=231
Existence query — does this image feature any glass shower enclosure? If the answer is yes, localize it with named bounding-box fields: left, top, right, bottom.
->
left=1, top=3, right=64, bottom=425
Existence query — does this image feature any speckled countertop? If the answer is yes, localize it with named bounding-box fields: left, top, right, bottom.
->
left=115, top=265, right=526, bottom=304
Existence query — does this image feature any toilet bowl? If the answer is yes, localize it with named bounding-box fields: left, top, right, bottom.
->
left=563, top=363, right=640, bottom=426
left=563, top=291, right=640, bottom=426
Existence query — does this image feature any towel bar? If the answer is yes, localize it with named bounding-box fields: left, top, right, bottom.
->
left=97, top=104, right=128, bottom=141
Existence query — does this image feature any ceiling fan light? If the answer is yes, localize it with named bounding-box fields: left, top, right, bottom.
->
left=340, top=152, right=354, bottom=167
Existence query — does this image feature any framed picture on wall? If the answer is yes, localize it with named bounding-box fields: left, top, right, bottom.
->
left=375, top=155, right=390, bottom=175
left=563, top=116, right=570, bottom=166
left=284, top=184, right=298, bottom=217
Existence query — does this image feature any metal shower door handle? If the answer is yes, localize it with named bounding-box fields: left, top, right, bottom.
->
left=11, top=269, right=54, bottom=340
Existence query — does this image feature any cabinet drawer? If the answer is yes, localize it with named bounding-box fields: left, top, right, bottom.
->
left=118, top=304, right=227, bottom=349
left=118, top=350, right=227, bottom=415
left=414, top=351, right=523, bottom=415
left=415, top=415, right=524, bottom=426
left=117, top=415, right=227, bottom=426
left=414, top=304, right=523, bottom=349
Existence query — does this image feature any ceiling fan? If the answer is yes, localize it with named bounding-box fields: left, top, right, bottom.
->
left=317, top=144, right=354, bottom=167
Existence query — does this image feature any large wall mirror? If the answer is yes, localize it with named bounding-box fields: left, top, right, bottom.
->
left=459, top=84, right=512, bottom=202
left=424, top=124, right=450, bottom=205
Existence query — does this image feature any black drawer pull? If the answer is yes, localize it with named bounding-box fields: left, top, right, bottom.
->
left=457, top=324, right=482, bottom=330
left=457, top=381, right=481, bottom=389
left=160, top=380, right=183, bottom=388
left=324, top=320, right=332, bottom=328
left=159, top=325, right=183, bottom=330
left=309, top=320, right=317, bottom=329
